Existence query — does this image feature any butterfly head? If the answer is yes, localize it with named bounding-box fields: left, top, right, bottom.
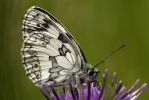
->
left=78, top=64, right=99, bottom=83
left=87, top=65, right=99, bottom=81
left=87, top=68, right=99, bottom=78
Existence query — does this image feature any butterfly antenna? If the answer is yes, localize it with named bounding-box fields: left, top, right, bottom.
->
left=94, top=43, right=126, bottom=68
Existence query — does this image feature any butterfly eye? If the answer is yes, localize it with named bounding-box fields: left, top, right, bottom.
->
left=88, top=70, right=94, bottom=76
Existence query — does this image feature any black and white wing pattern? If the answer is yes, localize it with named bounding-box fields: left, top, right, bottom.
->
left=21, top=6, right=87, bottom=85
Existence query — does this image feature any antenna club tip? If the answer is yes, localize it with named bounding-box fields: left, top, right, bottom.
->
left=123, top=42, right=127, bottom=46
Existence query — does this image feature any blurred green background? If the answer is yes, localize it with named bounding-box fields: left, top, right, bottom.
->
left=0, top=0, right=148, bottom=100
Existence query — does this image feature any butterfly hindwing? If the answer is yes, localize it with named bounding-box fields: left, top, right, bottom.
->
left=21, top=6, right=87, bottom=85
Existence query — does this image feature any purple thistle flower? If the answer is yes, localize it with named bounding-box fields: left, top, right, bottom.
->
left=37, top=69, right=147, bottom=100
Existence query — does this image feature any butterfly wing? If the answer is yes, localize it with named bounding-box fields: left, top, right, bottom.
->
left=21, top=6, right=87, bottom=85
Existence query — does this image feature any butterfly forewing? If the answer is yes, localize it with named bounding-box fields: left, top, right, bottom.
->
left=21, top=6, right=87, bottom=85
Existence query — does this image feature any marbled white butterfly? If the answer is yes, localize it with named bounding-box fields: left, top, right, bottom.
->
left=21, top=6, right=99, bottom=86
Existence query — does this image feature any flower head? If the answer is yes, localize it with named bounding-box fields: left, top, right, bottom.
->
left=38, top=69, right=147, bottom=100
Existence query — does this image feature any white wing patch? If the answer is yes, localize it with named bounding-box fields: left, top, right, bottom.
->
left=21, top=6, right=87, bottom=85
left=56, top=56, right=73, bottom=69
